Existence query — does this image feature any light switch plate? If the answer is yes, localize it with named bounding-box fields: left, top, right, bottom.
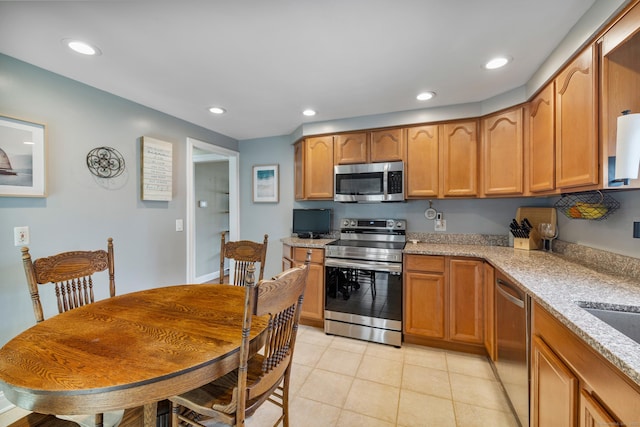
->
left=176, top=219, right=184, bottom=232
left=435, top=219, right=446, bottom=232
left=14, top=226, right=29, bottom=246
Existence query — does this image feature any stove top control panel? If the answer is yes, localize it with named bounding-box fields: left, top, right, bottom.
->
left=340, top=218, right=406, bottom=231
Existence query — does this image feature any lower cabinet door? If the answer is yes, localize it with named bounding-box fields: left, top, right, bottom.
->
left=579, top=389, right=617, bottom=427
left=404, top=271, right=445, bottom=338
left=531, top=335, right=578, bottom=427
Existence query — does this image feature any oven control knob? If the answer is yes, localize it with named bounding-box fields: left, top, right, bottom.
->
left=386, top=219, right=394, bottom=228
left=395, top=221, right=403, bottom=228
left=350, top=220, right=357, bottom=227
left=343, top=219, right=351, bottom=227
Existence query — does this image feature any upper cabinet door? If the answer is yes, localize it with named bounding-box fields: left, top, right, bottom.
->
left=481, top=107, right=524, bottom=196
left=555, top=46, right=599, bottom=189
left=528, top=84, right=556, bottom=193
left=304, top=136, right=334, bottom=199
left=406, top=125, right=439, bottom=198
left=294, top=141, right=304, bottom=200
left=334, top=133, right=368, bottom=164
left=370, top=128, right=406, bottom=163
left=442, top=121, right=478, bottom=196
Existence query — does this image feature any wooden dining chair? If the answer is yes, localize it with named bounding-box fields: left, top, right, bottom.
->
left=171, top=251, right=311, bottom=427
left=20, top=237, right=124, bottom=427
left=220, top=231, right=268, bottom=286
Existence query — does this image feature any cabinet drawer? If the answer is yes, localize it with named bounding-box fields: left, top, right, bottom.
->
left=405, top=255, right=445, bottom=272
left=294, top=247, right=324, bottom=264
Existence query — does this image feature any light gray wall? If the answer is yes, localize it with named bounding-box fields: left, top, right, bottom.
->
left=0, top=54, right=237, bottom=346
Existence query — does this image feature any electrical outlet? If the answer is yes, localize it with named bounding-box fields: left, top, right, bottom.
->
left=435, top=219, right=446, bottom=232
left=14, top=226, right=30, bottom=246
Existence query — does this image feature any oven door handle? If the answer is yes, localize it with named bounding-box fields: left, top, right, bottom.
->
left=325, top=258, right=402, bottom=273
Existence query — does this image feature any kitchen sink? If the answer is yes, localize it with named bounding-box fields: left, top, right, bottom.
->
left=576, top=302, right=640, bottom=345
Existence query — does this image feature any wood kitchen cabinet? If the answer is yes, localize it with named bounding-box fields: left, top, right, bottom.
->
left=406, top=125, right=440, bottom=198
left=532, top=301, right=640, bottom=426
left=555, top=45, right=599, bottom=189
left=334, top=129, right=405, bottom=164
left=370, top=128, right=405, bottom=162
left=295, top=136, right=334, bottom=200
left=404, top=254, right=485, bottom=351
left=481, top=107, right=524, bottom=196
left=334, top=132, right=368, bottom=164
left=600, top=0, right=640, bottom=189
left=282, top=245, right=325, bottom=326
left=531, top=335, right=578, bottom=427
left=442, top=120, right=479, bottom=197
left=404, top=255, right=446, bottom=338
left=483, top=262, right=496, bottom=360
left=448, top=258, right=484, bottom=344
left=528, top=83, right=557, bottom=194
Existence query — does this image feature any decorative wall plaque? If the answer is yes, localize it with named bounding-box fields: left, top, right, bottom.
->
left=86, top=146, right=125, bottom=178
left=141, top=136, right=172, bottom=201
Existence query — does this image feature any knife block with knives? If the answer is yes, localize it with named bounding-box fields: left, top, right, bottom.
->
left=511, top=207, right=557, bottom=250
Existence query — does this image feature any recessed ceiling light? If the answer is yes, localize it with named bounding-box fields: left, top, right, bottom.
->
left=63, top=39, right=101, bottom=56
left=416, top=91, right=436, bottom=101
left=209, top=107, right=226, bottom=114
left=303, top=109, right=316, bottom=117
left=485, top=56, right=511, bottom=70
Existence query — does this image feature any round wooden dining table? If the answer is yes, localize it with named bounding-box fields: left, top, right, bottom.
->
left=0, top=284, right=268, bottom=427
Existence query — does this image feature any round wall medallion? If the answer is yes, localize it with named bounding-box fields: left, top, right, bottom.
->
left=86, top=147, right=125, bottom=178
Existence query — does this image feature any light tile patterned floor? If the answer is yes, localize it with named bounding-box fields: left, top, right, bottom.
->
left=246, top=325, right=519, bottom=427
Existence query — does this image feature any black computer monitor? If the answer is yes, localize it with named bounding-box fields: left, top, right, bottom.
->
left=292, top=208, right=332, bottom=239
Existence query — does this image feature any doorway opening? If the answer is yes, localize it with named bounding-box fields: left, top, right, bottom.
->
left=186, top=137, right=239, bottom=283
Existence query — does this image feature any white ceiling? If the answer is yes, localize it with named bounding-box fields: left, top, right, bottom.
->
left=0, top=1, right=599, bottom=141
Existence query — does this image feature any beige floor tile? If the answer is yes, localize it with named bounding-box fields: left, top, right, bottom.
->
left=293, top=341, right=327, bottom=367
left=316, top=347, right=363, bottom=376
left=364, top=341, right=405, bottom=362
left=343, top=378, right=400, bottom=423
left=404, top=344, right=448, bottom=371
left=397, top=389, right=456, bottom=427
left=289, top=362, right=313, bottom=395
left=329, top=335, right=368, bottom=354
left=402, top=363, right=452, bottom=399
left=245, top=400, right=283, bottom=426
left=336, top=410, right=395, bottom=427
left=298, top=368, right=354, bottom=407
left=445, top=351, right=496, bottom=380
left=289, top=396, right=341, bottom=427
left=356, top=355, right=403, bottom=387
left=449, top=373, right=511, bottom=412
left=296, top=325, right=334, bottom=347
left=454, top=401, right=518, bottom=427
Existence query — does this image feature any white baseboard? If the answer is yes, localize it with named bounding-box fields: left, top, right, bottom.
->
left=194, top=270, right=221, bottom=284
left=0, top=392, right=31, bottom=424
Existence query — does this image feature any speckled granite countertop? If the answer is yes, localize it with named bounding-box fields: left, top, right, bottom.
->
left=403, top=243, right=640, bottom=387
left=282, top=237, right=336, bottom=248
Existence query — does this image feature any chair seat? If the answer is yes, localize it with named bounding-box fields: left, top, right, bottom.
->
left=171, top=355, right=282, bottom=425
left=57, top=409, right=125, bottom=427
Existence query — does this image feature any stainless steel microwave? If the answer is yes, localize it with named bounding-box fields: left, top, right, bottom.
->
left=334, top=161, right=404, bottom=203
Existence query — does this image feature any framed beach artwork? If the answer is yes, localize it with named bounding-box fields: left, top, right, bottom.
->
left=253, top=164, right=279, bottom=203
left=0, top=115, right=46, bottom=197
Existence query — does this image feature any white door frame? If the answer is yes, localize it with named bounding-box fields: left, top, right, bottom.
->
left=186, top=137, right=240, bottom=283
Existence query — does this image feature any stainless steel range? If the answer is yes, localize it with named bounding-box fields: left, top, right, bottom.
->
left=324, top=218, right=406, bottom=347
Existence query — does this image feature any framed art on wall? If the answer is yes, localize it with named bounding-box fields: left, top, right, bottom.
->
left=0, top=115, right=46, bottom=197
left=253, top=164, right=279, bottom=203
left=141, top=136, right=173, bottom=201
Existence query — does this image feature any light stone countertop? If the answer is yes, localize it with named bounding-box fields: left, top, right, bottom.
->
left=403, top=243, right=640, bottom=387
left=282, top=237, right=640, bottom=387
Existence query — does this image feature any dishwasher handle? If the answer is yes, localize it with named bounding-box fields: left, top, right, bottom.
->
left=496, top=278, right=525, bottom=308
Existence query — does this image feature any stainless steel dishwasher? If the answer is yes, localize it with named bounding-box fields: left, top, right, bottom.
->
left=495, top=272, right=530, bottom=427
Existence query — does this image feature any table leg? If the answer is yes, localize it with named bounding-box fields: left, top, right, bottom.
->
left=143, top=402, right=157, bottom=427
